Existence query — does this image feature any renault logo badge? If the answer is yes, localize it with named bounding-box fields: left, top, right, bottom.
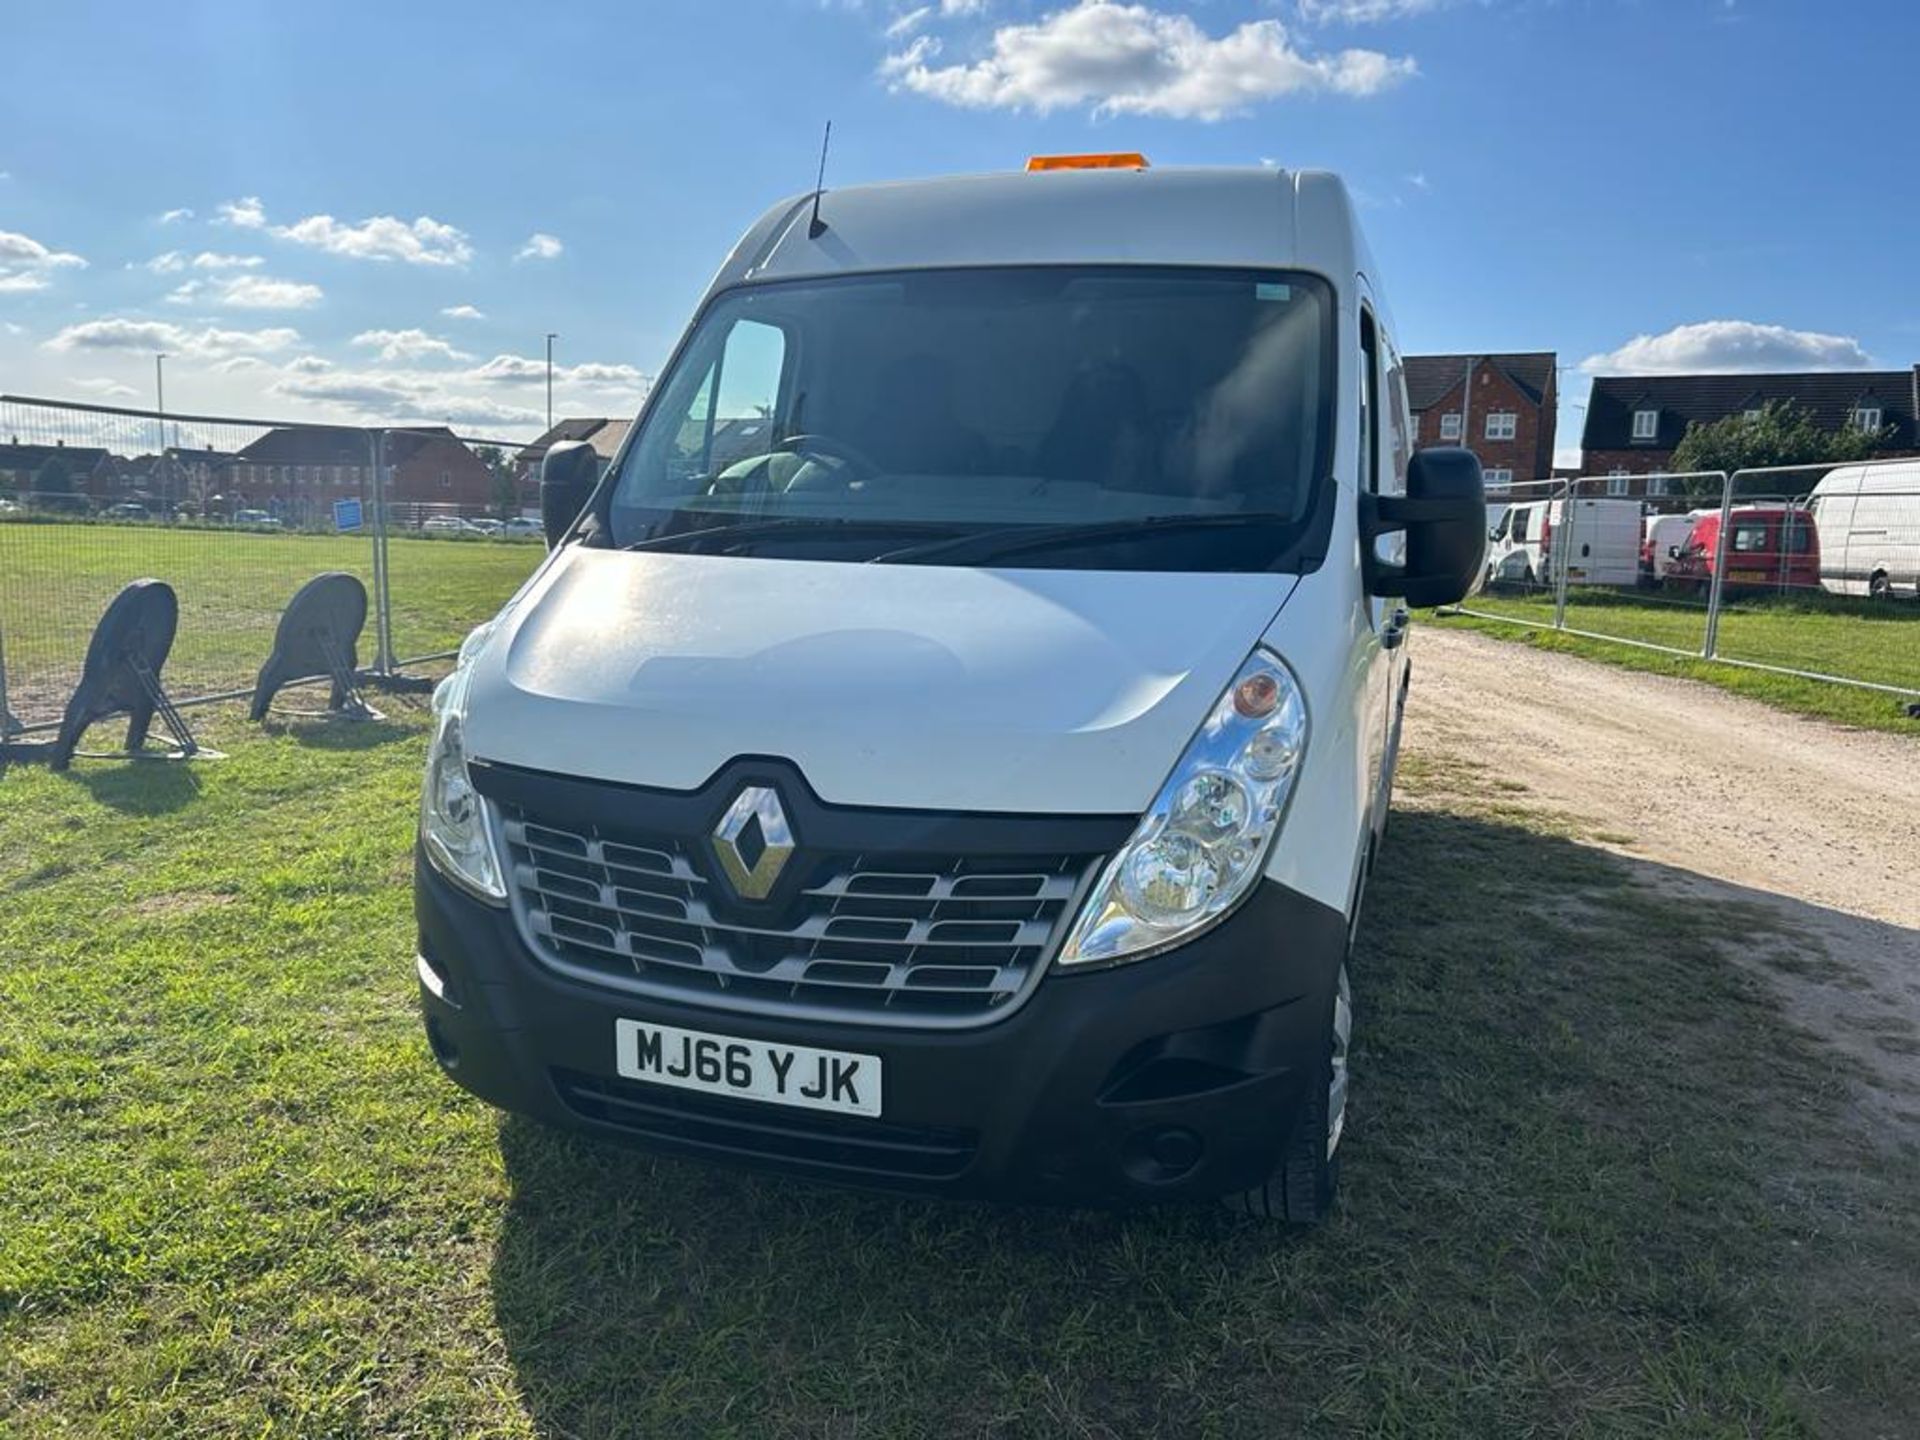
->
left=712, top=785, right=794, bottom=900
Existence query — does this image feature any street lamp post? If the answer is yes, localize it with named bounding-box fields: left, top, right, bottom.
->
left=545, top=332, right=558, bottom=432
left=154, top=353, right=169, bottom=504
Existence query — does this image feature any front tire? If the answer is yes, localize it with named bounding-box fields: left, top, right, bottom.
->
left=1223, top=960, right=1351, bottom=1225
left=1869, top=571, right=1892, bottom=602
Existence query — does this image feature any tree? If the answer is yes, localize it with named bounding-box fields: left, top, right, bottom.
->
left=1669, top=400, right=1887, bottom=497
left=474, top=444, right=519, bottom=520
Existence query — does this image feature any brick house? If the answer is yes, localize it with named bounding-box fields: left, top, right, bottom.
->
left=0, top=439, right=112, bottom=500
left=230, top=426, right=494, bottom=519
left=1582, top=367, right=1920, bottom=495
left=514, top=417, right=632, bottom=507
left=1403, top=353, right=1557, bottom=497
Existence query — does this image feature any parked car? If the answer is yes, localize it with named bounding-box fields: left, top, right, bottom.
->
left=422, top=515, right=465, bottom=535
left=104, top=501, right=151, bottom=521
left=0, top=496, right=19, bottom=515
left=1665, top=505, right=1820, bottom=595
left=413, top=157, right=1487, bottom=1225
left=462, top=517, right=504, bottom=537
left=1810, top=461, right=1920, bottom=600
left=231, top=508, right=283, bottom=529
left=502, top=516, right=543, bottom=539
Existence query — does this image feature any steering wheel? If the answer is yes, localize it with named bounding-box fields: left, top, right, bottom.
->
left=774, top=432, right=884, bottom=480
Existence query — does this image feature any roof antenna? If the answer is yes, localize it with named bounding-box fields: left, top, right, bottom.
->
left=807, top=121, right=833, bottom=239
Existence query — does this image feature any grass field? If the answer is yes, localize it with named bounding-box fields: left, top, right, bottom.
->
left=1450, top=585, right=1920, bottom=733
left=4, top=708, right=1917, bottom=1436
left=0, top=521, right=540, bottom=723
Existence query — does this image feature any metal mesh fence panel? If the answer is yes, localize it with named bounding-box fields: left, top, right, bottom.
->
left=0, top=397, right=550, bottom=732
left=1453, top=461, right=1919, bottom=703
left=0, top=397, right=382, bottom=729
left=1709, top=460, right=1920, bottom=696
left=371, top=428, right=546, bottom=665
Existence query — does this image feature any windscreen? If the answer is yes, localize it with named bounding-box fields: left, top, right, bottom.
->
left=606, top=266, right=1334, bottom=569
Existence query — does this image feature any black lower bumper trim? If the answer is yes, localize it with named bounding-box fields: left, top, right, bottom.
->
left=552, top=1068, right=978, bottom=1180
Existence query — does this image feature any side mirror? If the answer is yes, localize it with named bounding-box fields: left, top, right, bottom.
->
left=1667, top=544, right=1680, bottom=560
left=540, top=440, right=601, bottom=549
left=1362, top=448, right=1487, bottom=607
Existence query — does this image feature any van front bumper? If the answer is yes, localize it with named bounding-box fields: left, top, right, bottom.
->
left=414, top=850, right=1348, bottom=1205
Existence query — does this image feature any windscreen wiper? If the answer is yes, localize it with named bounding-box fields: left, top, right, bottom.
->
left=869, top=512, right=1293, bottom=566
left=623, top=516, right=967, bottom=554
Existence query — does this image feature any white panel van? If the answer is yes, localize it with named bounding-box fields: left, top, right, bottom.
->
left=1811, top=461, right=1920, bottom=599
left=412, top=160, right=1486, bottom=1223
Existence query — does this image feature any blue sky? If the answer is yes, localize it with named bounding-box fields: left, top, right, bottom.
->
left=3, top=0, right=1917, bottom=461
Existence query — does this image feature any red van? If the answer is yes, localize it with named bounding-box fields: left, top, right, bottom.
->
left=1667, top=506, right=1820, bottom=594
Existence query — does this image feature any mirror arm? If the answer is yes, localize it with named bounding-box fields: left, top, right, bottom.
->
left=1359, top=491, right=1413, bottom=597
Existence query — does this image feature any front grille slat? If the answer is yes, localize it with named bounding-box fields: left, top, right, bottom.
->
left=501, top=802, right=1097, bottom=1027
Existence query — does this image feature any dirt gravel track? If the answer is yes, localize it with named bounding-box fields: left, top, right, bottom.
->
left=1406, top=625, right=1920, bottom=1125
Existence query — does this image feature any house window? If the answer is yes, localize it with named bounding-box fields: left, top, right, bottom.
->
left=1484, top=411, right=1517, bottom=441
left=1607, top=474, right=1632, bottom=497
left=1483, top=467, right=1513, bottom=487
left=1411, top=413, right=1421, bottom=442
left=1631, top=409, right=1659, bottom=441
left=1439, top=412, right=1462, bottom=441
left=440, top=470, right=452, bottom=490
left=1743, top=408, right=1763, bottom=422
left=1647, top=476, right=1672, bottom=497
left=1852, top=406, right=1883, bottom=433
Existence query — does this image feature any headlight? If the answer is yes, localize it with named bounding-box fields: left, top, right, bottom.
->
left=1057, top=649, right=1308, bottom=968
left=419, top=624, right=505, bottom=903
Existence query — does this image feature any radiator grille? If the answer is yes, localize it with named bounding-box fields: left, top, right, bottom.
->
left=500, top=806, right=1098, bottom=1027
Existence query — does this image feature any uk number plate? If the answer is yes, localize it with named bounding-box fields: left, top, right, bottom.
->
left=614, top=1019, right=883, bottom=1118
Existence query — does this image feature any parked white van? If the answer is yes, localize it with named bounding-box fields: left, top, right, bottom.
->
left=413, top=158, right=1485, bottom=1224
left=1541, top=497, right=1641, bottom=589
left=1811, top=461, right=1920, bottom=600
left=1487, top=500, right=1548, bottom=586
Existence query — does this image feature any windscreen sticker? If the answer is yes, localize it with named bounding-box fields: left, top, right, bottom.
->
left=1255, top=282, right=1293, bottom=302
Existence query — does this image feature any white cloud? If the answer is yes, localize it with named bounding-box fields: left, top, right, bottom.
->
left=0, top=229, right=87, bottom=293
left=469, top=353, right=646, bottom=391
left=440, top=303, right=485, bottom=321
left=45, top=317, right=300, bottom=359
left=218, top=275, right=323, bottom=309
left=351, top=327, right=474, bottom=362
left=514, top=232, right=564, bottom=263
left=269, top=365, right=547, bottom=429
left=1297, top=0, right=1444, bottom=23
left=159, top=207, right=195, bottom=224
left=165, top=273, right=322, bottom=310
left=217, top=196, right=267, bottom=228
left=73, top=377, right=141, bottom=399
left=216, top=195, right=473, bottom=265
left=942, top=0, right=989, bottom=12
left=192, top=251, right=265, bottom=271
left=285, top=354, right=334, bottom=374
left=887, top=6, right=934, bottom=37
left=1581, top=321, right=1874, bottom=376
left=881, top=2, right=1414, bottom=119
left=143, top=251, right=263, bottom=276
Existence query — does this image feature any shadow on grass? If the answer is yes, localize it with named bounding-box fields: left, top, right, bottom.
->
left=486, top=806, right=1920, bottom=1440
left=265, top=715, right=421, bottom=752
left=57, top=755, right=203, bottom=814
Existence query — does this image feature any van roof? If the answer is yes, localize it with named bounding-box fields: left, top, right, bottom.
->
left=709, top=167, right=1369, bottom=297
